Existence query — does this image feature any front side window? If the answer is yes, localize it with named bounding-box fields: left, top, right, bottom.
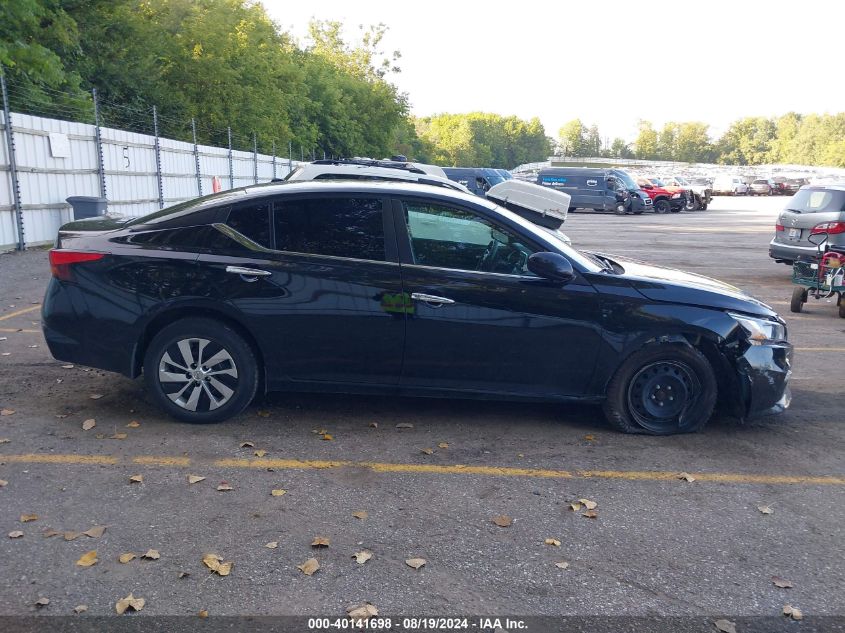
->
left=226, top=202, right=272, bottom=248
left=273, top=197, right=385, bottom=261
left=402, top=201, right=536, bottom=275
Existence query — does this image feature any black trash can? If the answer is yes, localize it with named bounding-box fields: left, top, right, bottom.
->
left=66, top=196, right=107, bottom=220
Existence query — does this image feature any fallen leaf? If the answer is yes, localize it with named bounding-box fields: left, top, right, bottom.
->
left=271, top=489, right=287, bottom=497
left=217, top=482, right=233, bottom=491
left=82, top=419, right=96, bottom=431
left=347, top=603, right=378, bottom=619
left=254, top=449, right=267, bottom=457
left=714, top=619, right=737, bottom=633
left=187, top=475, right=205, bottom=484
left=438, top=442, right=449, bottom=449
left=115, top=593, right=145, bottom=614
left=584, top=434, right=596, bottom=441
left=0, top=479, right=7, bottom=487
left=758, top=505, right=773, bottom=515
left=83, top=526, right=106, bottom=538
left=28, top=344, right=38, bottom=348
left=569, top=502, right=582, bottom=512
left=311, top=536, right=330, bottom=548
left=35, top=597, right=49, bottom=607
left=8, top=530, right=23, bottom=538
left=396, top=423, right=413, bottom=429
left=297, top=558, right=320, bottom=576
left=555, top=561, right=570, bottom=570
left=369, top=422, right=378, bottom=428
left=74, top=605, right=88, bottom=614
left=579, top=499, right=598, bottom=510
left=20, top=514, right=38, bottom=523
left=126, top=421, right=140, bottom=428
left=89, top=394, right=103, bottom=400
left=582, top=510, right=598, bottom=519
left=311, top=429, right=326, bottom=435
left=772, top=576, right=794, bottom=589
left=42, top=529, right=61, bottom=537
left=142, top=549, right=160, bottom=560
left=95, top=434, right=105, bottom=439
left=265, top=541, right=278, bottom=549
left=1, top=352, right=10, bottom=356
left=678, top=472, right=696, bottom=482
left=492, top=515, right=512, bottom=527
left=544, top=538, right=561, bottom=547
left=420, top=448, right=434, bottom=455
left=55, top=414, right=68, bottom=419
left=76, top=550, right=98, bottom=567
left=783, top=605, right=803, bottom=620
left=405, top=557, right=426, bottom=569
left=198, top=610, right=209, bottom=618
left=239, top=441, right=255, bottom=448
left=129, top=474, right=143, bottom=484
left=257, top=410, right=270, bottom=418
left=119, top=553, right=136, bottom=564
left=352, top=510, right=368, bottom=520
left=64, top=531, right=82, bottom=541
left=321, top=433, right=333, bottom=441
left=110, top=433, right=128, bottom=440
left=62, top=364, right=74, bottom=369
left=202, top=553, right=232, bottom=576
left=353, top=550, right=373, bottom=564
left=0, top=408, right=14, bottom=416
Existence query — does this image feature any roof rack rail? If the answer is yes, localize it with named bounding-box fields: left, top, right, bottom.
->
left=311, top=158, right=427, bottom=175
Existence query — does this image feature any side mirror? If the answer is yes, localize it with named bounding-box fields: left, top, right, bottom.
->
left=527, top=252, right=575, bottom=283
left=808, top=232, right=828, bottom=246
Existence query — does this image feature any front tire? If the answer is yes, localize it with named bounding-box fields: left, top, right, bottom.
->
left=614, top=202, right=627, bottom=215
left=653, top=199, right=671, bottom=214
left=602, top=345, right=717, bottom=435
left=143, top=318, right=259, bottom=423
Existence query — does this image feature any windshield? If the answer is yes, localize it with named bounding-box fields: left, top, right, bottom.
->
left=614, top=171, right=639, bottom=191
left=650, top=177, right=666, bottom=186
left=785, top=188, right=845, bottom=214
left=481, top=169, right=505, bottom=186
left=673, top=176, right=690, bottom=186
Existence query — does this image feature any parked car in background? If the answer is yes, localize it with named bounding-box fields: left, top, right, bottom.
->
left=443, top=167, right=506, bottom=196
left=769, top=184, right=845, bottom=264
left=712, top=176, right=749, bottom=196
left=42, top=180, right=792, bottom=435
left=636, top=178, right=686, bottom=213
left=663, top=175, right=712, bottom=210
left=784, top=178, right=809, bottom=194
left=750, top=179, right=777, bottom=196
left=537, top=167, right=652, bottom=214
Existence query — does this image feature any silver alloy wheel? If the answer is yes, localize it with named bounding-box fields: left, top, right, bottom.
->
left=158, top=337, right=238, bottom=412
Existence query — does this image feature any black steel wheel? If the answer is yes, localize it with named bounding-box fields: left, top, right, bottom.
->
left=144, top=318, right=258, bottom=423
left=603, top=345, right=717, bottom=435
left=653, top=199, right=671, bottom=214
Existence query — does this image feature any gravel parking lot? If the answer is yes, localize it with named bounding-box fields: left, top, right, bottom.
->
left=0, top=196, right=843, bottom=629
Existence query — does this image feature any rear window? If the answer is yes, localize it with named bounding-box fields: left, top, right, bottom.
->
left=786, top=189, right=845, bottom=214
left=753, top=179, right=768, bottom=185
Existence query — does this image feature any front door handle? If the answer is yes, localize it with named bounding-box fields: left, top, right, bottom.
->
left=225, top=265, right=272, bottom=281
left=411, top=292, right=455, bottom=307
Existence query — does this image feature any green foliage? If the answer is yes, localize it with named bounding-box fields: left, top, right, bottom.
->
left=417, top=112, right=549, bottom=168
left=634, top=121, right=659, bottom=160
left=558, top=119, right=586, bottom=157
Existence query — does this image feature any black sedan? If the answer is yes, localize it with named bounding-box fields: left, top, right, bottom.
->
left=43, top=181, right=792, bottom=435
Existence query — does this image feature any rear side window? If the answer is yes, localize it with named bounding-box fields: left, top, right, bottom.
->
left=226, top=202, right=272, bottom=248
left=786, top=189, right=845, bottom=214
left=273, top=197, right=385, bottom=261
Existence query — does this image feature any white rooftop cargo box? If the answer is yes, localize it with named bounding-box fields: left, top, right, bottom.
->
left=486, top=180, right=570, bottom=230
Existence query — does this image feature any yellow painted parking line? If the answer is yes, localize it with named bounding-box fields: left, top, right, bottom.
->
left=0, top=328, right=40, bottom=333
left=1, top=453, right=844, bottom=486
left=0, top=305, right=41, bottom=321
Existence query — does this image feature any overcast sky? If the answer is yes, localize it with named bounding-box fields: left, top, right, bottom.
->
left=264, top=0, right=844, bottom=143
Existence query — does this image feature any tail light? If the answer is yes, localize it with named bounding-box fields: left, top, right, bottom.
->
left=811, top=222, right=845, bottom=235
left=775, top=223, right=784, bottom=232
left=49, top=250, right=105, bottom=281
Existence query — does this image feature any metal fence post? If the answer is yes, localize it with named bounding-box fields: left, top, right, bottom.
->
left=152, top=106, right=164, bottom=209
left=253, top=132, right=258, bottom=184
left=227, top=127, right=234, bottom=189
left=289, top=141, right=292, bottom=175
left=91, top=88, right=107, bottom=201
left=271, top=141, right=276, bottom=180
left=191, top=118, right=202, bottom=196
left=0, top=71, right=24, bottom=251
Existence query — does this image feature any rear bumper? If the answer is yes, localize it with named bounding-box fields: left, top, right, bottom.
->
left=768, top=238, right=820, bottom=263
left=736, top=342, right=793, bottom=420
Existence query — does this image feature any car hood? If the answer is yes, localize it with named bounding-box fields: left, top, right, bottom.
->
left=589, top=252, right=776, bottom=317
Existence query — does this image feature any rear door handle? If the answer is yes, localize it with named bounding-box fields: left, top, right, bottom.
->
left=411, top=292, right=455, bottom=307
left=225, top=265, right=272, bottom=281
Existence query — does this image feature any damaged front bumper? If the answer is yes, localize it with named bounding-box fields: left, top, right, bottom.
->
left=735, top=341, right=793, bottom=419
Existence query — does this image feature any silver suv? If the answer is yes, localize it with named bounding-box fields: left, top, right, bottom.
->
left=769, top=185, right=845, bottom=264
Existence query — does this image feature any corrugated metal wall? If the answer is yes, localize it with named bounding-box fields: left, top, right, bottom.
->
left=0, top=111, right=299, bottom=251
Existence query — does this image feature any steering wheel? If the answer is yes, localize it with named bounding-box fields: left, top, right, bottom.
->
left=502, top=249, right=528, bottom=274
left=477, top=240, right=500, bottom=271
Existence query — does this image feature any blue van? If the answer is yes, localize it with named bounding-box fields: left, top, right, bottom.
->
left=443, top=168, right=506, bottom=197
left=536, top=167, right=652, bottom=214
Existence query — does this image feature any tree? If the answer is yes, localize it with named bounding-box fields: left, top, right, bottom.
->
left=558, top=119, right=586, bottom=157
left=610, top=137, right=633, bottom=158
left=715, top=117, right=776, bottom=165
left=674, top=122, right=714, bottom=163
left=634, top=120, right=658, bottom=159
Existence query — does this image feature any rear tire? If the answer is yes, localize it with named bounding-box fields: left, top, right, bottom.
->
left=790, top=287, right=807, bottom=313
left=839, top=302, right=845, bottom=319
left=602, top=345, right=717, bottom=435
left=143, top=317, right=259, bottom=423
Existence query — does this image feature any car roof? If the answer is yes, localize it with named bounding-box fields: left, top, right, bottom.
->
left=289, top=162, right=469, bottom=192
